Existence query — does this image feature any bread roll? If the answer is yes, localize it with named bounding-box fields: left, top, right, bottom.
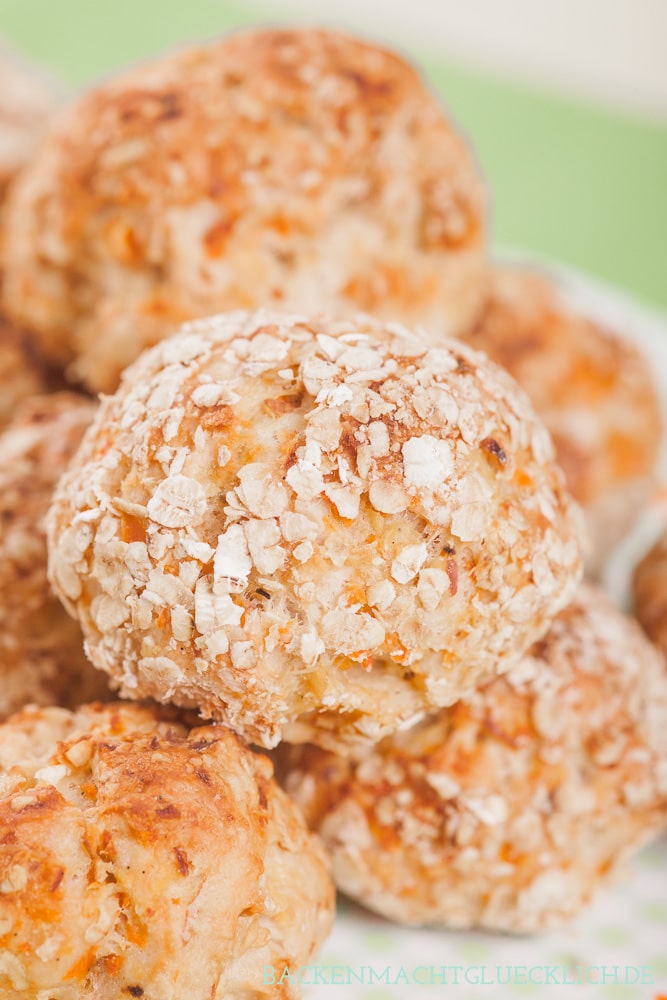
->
left=2, top=28, right=486, bottom=392
left=47, top=310, right=583, bottom=749
left=0, top=701, right=334, bottom=999
left=279, top=586, right=667, bottom=931
left=461, top=266, right=662, bottom=573
left=0, top=393, right=108, bottom=718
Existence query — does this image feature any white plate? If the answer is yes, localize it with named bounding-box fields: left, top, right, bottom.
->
left=300, top=261, right=667, bottom=1000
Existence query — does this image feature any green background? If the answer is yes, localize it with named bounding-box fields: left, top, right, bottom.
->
left=1, top=0, right=665, bottom=309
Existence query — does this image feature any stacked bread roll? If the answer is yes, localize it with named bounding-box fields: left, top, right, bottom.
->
left=0, top=393, right=110, bottom=720
left=460, top=267, right=663, bottom=574
left=0, top=25, right=665, bottom=998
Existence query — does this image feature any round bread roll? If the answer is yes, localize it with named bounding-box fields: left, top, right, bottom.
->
left=0, top=42, right=58, bottom=205
left=2, top=27, right=486, bottom=393
left=461, top=266, right=662, bottom=574
left=0, top=317, right=54, bottom=432
left=47, top=310, right=583, bottom=749
left=0, top=392, right=109, bottom=719
left=634, top=530, right=667, bottom=659
left=0, top=701, right=334, bottom=999
left=279, top=585, right=667, bottom=932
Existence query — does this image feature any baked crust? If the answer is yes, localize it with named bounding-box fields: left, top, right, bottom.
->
left=0, top=701, right=334, bottom=999
left=462, top=266, right=662, bottom=574
left=2, top=27, right=486, bottom=392
left=0, top=392, right=108, bottom=718
left=279, top=585, right=667, bottom=931
left=47, top=310, right=583, bottom=749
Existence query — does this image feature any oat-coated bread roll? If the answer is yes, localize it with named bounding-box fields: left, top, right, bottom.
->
left=634, top=530, right=667, bottom=659
left=461, top=266, right=663, bottom=574
left=47, top=310, right=583, bottom=749
left=2, top=27, right=486, bottom=393
left=0, top=701, right=334, bottom=999
left=0, top=392, right=109, bottom=718
left=279, top=586, right=667, bottom=932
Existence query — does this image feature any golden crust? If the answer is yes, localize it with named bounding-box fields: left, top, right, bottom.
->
left=634, top=530, right=667, bottom=658
left=0, top=393, right=109, bottom=719
left=47, top=310, right=582, bottom=749
left=461, top=266, right=662, bottom=574
left=278, top=585, right=667, bottom=932
left=2, top=27, right=486, bottom=391
left=0, top=701, right=334, bottom=999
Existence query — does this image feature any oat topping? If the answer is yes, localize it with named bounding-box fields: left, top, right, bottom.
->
left=147, top=474, right=208, bottom=528
left=401, top=435, right=454, bottom=488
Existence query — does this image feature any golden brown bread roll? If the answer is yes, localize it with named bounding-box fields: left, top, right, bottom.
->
left=0, top=392, right=109, bottom=718
left=0, top=701, right=334, bottom=999
left=633, top=530, right=667, bottom=658
left=2, top=27, right=486, bottom=393
left=278, top=585, right=667, bottom=932
left=461, top=266, right=662, bottom=574
left=47, top=310, right=583, bottom=749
